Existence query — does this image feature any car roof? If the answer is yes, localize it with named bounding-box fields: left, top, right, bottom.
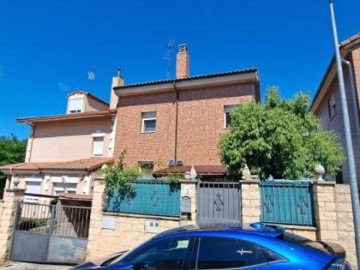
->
left=154, top=222, right=285, bottom=239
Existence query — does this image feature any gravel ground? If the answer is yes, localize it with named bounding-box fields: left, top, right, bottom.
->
left=0, top=262, right=73, bottom=270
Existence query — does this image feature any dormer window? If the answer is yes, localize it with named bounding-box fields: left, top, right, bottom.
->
left=68, top=98, right=84, bottom=114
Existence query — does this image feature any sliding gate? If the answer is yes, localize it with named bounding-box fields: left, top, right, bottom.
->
left=10, top=201, right=91, bottom=264
left=197, top=181, right=241, bottom=227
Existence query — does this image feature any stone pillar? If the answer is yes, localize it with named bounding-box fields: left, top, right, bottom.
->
left=86, top=177, right=105, bottom=260
left=313, top=182, right=357, bottom=269
left=179, top=180, right=197, bottom=226
left=313, top=182, right=339, bottom=241
left=0, top=188, right=25, bottom=262
left=240, top=180, right=260, bottom=224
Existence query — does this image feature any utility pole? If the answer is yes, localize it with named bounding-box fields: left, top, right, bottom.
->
left=328, top=0, right=360, bottom=266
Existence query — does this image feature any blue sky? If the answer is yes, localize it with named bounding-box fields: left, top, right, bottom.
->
left=1, top=0, right=359, bottom=139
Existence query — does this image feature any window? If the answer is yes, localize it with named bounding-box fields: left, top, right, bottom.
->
left=196, top=237, right=267, bottom=269
left=224, top=105, right=236, bottom=128
left=53, top=183, right=77, bottom=195
left=328, top=94, right=337, bottom=119
left=127, top=237, right=191, bottom=270
left=92, top=137, right=104, bottom=156
left=68, top=98, right=84, bottom=114
left=138, top=161, right=154, bottom=178
left=142, top=112, right=156, bottom=133
left=26, top=182, right=41, bottom=194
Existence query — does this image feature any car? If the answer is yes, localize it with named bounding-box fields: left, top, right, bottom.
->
left=72, top=222, right=351, bottom=269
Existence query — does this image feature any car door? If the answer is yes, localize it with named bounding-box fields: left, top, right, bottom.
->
left=190, top=236, right=272, bottom=269
left=123, top=236, right=195, bottom=270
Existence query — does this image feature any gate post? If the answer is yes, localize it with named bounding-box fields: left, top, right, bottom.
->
left=0, top=188, right=25, bottom=262
left=179, top=179, right=197, bottom=226
left=240, top=180, right=260, bottom=225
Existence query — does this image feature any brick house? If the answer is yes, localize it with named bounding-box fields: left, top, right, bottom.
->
left=0, top=90, right=116, bottom=202
left=311, top=33, right=360, bottom=184
left=112, top=44, right=260, bottom=178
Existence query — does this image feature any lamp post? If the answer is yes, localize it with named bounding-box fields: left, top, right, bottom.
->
left=328, top=0, right=360, bottom=266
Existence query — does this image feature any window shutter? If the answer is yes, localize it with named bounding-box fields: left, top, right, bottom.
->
left=69, top=98, right=83, bottom=113
left=93, top=137, right=104, bottom=156
left=26, top=182, right=41, bottom=194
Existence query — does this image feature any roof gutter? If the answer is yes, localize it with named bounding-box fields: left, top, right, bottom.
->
left=114, top=72, right=259, bottom=97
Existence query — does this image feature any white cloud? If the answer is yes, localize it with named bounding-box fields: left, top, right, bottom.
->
left=58, top=82, right=69, bottom=92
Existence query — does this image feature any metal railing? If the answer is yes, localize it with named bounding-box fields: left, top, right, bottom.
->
left=107, top=179, right=181, bottom=217
left=260, top=180, right=314, bottom=226
left=16, top=202, right=91, bottom=238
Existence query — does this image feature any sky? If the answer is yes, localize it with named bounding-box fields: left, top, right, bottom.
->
left=0, top=0, right=359, bottom=139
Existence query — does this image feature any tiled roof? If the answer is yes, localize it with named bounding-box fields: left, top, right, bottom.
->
left=114, top=68, right=258, bottom=89
left=311, top=32, right=360, bottom=111
left=59, top=193, right=93, bottom=201
left=153, top=165, right=227, bottom=175
left=67, top=89, right=109, bottom=106
left=17, top=110, right=117, bottom=123
left=0, top=157, right=113, bottom=173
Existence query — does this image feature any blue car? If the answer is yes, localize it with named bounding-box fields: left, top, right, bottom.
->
left=72, top=222, right=351, bottom=269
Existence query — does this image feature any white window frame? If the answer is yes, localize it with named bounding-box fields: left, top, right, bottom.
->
left=142, top=112, right=157, bottom=133
left=224, top=105, right=237, bottom=128
left=92, top=133, right=104, bottom=157
left=68, top=98, right=84, bottom=114
left=328, top=93, right=337, bottom=119
left=53, top=182, right=77, bottom=195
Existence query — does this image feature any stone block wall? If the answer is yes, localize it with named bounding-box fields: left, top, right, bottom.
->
left=0, top=189, right=25, bottom=262
left=313, top=183, right=356, bottom=268
left=86, top=179, right=197, bottom=260
left=87, top=179, right=357, bottom=269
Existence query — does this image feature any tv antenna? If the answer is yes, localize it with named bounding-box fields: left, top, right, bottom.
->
left=164, top=40, right=174, bottom=79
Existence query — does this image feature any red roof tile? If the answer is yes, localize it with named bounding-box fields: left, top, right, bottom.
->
left=17, top=110, right=116, bottom=124
left=153, top=165, right=227, bottom=175
left=0, top=157, right=113, bottom=174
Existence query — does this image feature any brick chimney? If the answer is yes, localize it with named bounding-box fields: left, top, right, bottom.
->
left=109, top=69, right=124, bottom=110
left=176, top=44, right=190, bottom=79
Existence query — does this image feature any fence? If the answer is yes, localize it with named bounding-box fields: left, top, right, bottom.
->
left=107, top=179, right=180, bottom=217
left=259, top=180, right=314, bottom=226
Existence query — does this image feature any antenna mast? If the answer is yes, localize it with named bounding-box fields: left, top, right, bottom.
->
left=164, top=40, right=174, bottom=79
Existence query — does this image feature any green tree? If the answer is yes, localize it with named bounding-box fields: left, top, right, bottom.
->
left=219, top=87, right=344, bottom=180
left=101, top=150, right=140, bottom=195
left=0, top=134, right=27, bottom=182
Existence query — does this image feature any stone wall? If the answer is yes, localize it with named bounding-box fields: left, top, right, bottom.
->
left=86, top=179, right=198, bottom=260
left=0, top=189, right=25, bottom=262
left=87, top=179, right=357, bottom=269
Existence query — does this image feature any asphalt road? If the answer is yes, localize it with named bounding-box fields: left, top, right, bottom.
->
left=0, top=262, right=72, bottom=270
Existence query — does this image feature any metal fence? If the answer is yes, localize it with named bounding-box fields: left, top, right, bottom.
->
left=260, top=180, right=314, bottom=226
left=107, top=179, right=180, bottom=217
left=16, top=202, right=91, bottom=238
left=197, top=181, right=241, bottom=227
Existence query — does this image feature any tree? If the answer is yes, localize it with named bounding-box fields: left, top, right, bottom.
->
left=0, top=135, right=27, bottom=182
left=219, top=87, right=344, bottom=180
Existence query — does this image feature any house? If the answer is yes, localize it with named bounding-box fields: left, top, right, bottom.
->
left=112, top=44, right=260, bottom=179
left=0, top=90, right=117, bottom=202
left=1, top=43, right=260, bottom=197
left=311, top=32, right=360, bottom=183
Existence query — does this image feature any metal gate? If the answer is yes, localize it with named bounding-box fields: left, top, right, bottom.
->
left=10, top=201, right=91, bottom=264
left=197, top=181, right=241, bottom=227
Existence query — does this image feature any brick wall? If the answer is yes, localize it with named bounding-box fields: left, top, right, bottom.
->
left=113, top=83, right=255, bottom=169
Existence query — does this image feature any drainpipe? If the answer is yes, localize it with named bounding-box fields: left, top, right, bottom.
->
left=172, top=81, right=179, bottom=162
left=341, top=57, right=360, bottom=142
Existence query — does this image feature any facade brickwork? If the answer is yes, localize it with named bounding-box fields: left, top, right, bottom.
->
left=113, top=83, right=255, bottom=169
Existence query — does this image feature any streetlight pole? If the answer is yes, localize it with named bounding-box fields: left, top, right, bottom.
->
left=328, top=0, right=360, bottom=266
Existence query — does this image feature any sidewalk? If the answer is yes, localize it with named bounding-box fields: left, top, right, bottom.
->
left=0, top=261, right=72, bottom=270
